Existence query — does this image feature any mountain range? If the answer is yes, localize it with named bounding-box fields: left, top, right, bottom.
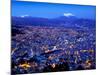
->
left=12, top=16, right=96, bottom=29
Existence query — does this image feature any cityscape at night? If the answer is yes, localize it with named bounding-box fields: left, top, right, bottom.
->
left=11, top=1, right=96, bottom=74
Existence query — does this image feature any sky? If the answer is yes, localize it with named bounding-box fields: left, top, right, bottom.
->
left=12, top=1, right=96, bottom=19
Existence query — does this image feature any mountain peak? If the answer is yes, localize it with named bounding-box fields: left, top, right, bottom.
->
left=63, top=13, right=75, bottom=17
left=20, top=15, right=30, bottom=18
